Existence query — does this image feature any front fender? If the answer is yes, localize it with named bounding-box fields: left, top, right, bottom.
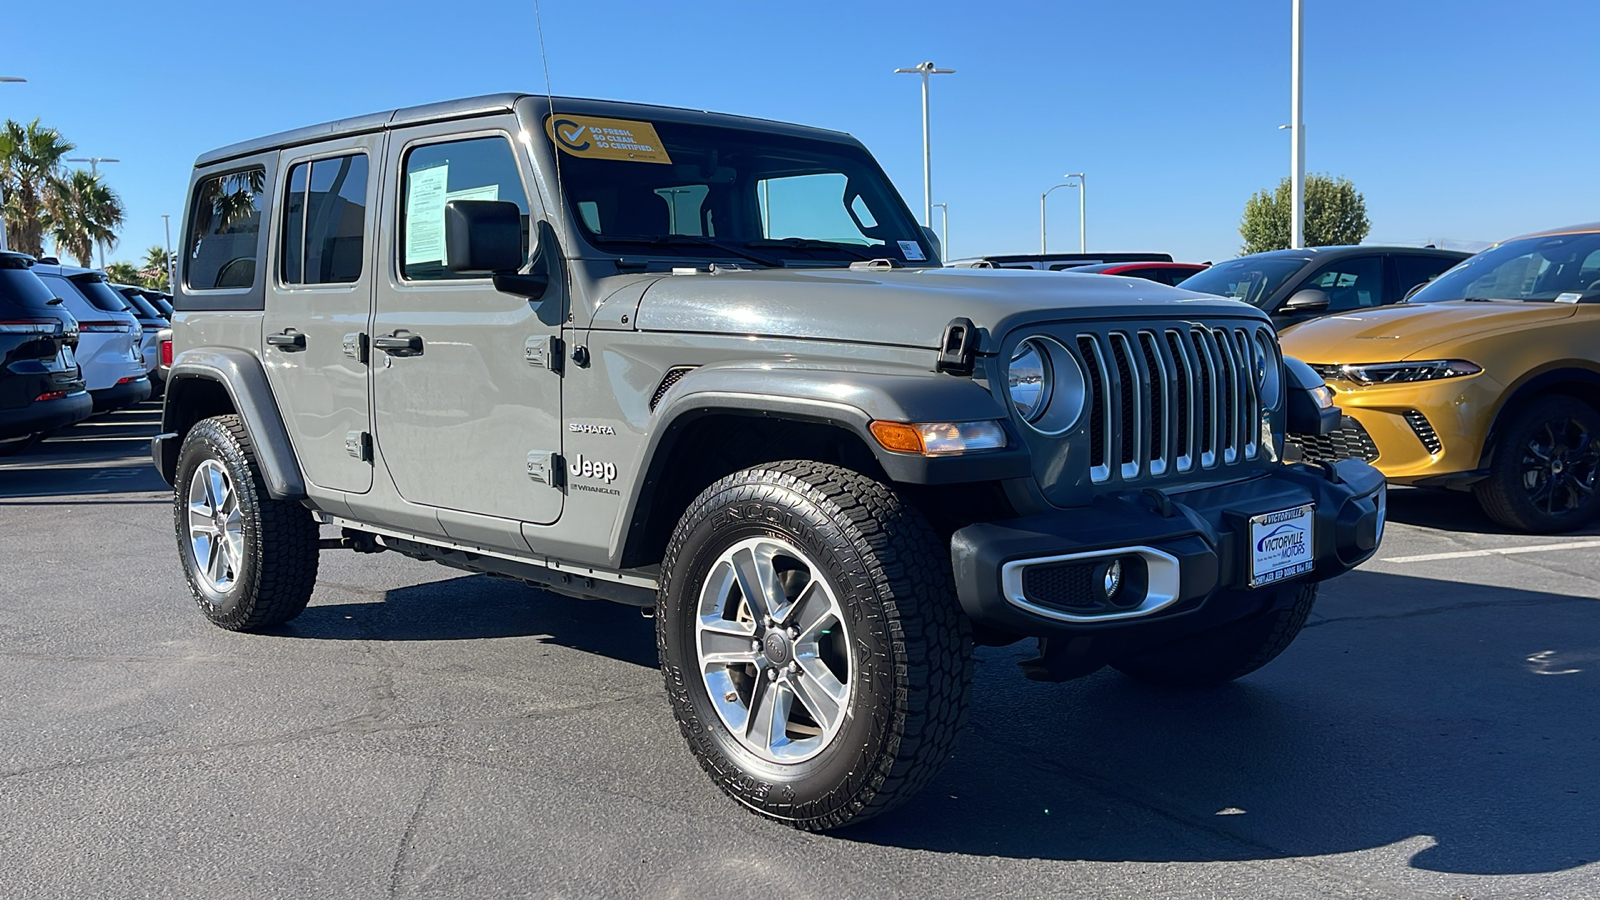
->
left=649, top=363, right=1033, bottom=484
left=154, top=347, right=305, bottom=499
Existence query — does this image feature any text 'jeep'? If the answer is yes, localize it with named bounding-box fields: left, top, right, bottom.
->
left=154, top=93, right=1386, bottom=830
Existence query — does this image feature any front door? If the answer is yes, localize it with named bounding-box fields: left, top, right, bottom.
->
left=370, top=122, right=564, bottom=526
left=262, top=137, right=380, bottom=494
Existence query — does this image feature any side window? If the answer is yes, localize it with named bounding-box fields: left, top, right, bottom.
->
left=757, top=173, right=878, bottom=246
left=1393, top=255, right=1457, bottom=300
left=1303, top=256, right=1383, bottom=312
left=281, top=154, right=369, bottom=285
left=186, top=168, right=265, bottom=290
left=399, top=136, right=530, bottom=281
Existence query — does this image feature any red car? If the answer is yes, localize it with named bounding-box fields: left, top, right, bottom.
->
left=1066, top=261, right=1209, bottom=286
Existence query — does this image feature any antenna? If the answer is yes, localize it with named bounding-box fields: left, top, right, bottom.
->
left=532, top=0, right=566, bottom=249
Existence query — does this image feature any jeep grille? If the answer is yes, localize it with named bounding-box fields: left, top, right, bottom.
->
left=1076, top=324, right=1269, bottom=483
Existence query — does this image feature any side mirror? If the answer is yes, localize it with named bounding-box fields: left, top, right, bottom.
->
left=1283, top=288, right=1330, bottom=313
left=445, top=200, right=549, bottom=300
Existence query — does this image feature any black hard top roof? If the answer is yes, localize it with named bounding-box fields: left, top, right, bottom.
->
left=195, top=93, right=859, bottom=168
left=1230, top=245, right=1470, bottom=263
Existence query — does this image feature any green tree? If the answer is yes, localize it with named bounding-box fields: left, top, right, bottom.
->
left=0, top=118, right=75, bottom=258
left=104, top=261, right=141, bottom=284
left=46, top=169, right=125, bottom=268
left=140, top=245, right=173, bottom=289
left=1239, top=173, right=1370, bottom=254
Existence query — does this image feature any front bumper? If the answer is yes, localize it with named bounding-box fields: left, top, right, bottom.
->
left=952, top=459, right=1385, bottom=643
left=1325, top=375, right=1498, bottom=484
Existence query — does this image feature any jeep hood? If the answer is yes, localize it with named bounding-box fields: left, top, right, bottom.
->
left=627, top=267, right=1264, bottom=352
left=1278, top=301, right=1578, bottom=363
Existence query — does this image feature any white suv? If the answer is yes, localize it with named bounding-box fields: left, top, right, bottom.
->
left=33, top=262, right=150, bottom=412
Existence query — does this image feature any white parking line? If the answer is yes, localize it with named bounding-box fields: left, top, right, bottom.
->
left=1383, top=539, right=1600, bottom=564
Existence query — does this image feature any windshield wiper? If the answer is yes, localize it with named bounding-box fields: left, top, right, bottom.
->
left=595, top=234, right=780, bottom=268
left=745, top=237, right=879, bottom=262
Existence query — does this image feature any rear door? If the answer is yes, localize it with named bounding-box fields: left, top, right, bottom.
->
left=261, top=136, right=380, bottom=494
left=370, top=120, right=564, bottom=527
left=1390, top=253, right=1461, bottom=301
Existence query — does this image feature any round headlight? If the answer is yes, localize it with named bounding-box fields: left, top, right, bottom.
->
left=1254, top=331, right=1282, bottom=409
left=1008, top=339, right=1051, bottom=422
left=1008, top=336, right=1086, bottom=435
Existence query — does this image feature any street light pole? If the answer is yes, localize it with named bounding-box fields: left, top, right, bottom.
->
left=162, top=214, right=176, bottom=291
left=1290, top=0, right=1305, bottom=249
left=931, top=202, right=948, bottom=259
left=0, top=76, right=25, bottom=252
left=894, top=61, right=955, bottom=227
left=66, top=156, right=121, bottom=267
left=1040, top=183, right=1072, bottom=254
left=1064, top=173, right=1086, bottom=253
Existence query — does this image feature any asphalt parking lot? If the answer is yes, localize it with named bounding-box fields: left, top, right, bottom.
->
left=2, top=404, right=1597, bottom=899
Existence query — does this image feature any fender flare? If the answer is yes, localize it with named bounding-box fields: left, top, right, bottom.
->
left=612, top=363, right=1032, bottom=563
left=154, top=347, right=306, bottom=499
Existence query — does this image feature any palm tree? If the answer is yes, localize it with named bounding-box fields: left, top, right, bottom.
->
left=141, top=245, right=172, bottom=289
left=46, top=170, right=124, bottom=268
left=104, top=261, right=141, bottom=284
left=0, top=118, right=75, bottom=258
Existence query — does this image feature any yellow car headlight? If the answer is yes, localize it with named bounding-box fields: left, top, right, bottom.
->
left=1338, top=360, right=1481, bottom=385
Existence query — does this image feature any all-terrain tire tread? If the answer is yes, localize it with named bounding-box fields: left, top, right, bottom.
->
left=657, top=460, right=972, bottom=831
left=174, top=415, right=319, bottom=631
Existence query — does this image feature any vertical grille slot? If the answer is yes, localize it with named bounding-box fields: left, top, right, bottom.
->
left=1189, top=330, right=1218, bottom=465
left=1077, top=335, right=1110, bottom=480
left=1166, top=330, right=1195, bottom=472
left=1233, top=330, right=1260, bottom=459
left=1140, top=332, right=1169, bottom=476
left=1108, top=332, right=1140, bottom=475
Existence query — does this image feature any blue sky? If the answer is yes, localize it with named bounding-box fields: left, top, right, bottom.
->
left=3, top=0, right=1594, bottom=266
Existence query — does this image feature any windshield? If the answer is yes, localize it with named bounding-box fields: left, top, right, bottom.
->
left=1178, top=257, right=1307, bottom=307
left=1410, top=232, right=1600, bottom=303
left=548, top=116, right=934, bottom=267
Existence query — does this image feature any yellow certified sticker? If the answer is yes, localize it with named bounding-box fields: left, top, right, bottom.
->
left=545, top=115, right=673, bottom=164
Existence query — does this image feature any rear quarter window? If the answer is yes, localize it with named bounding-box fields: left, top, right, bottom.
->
left=0, top=265, right=63, bottom=315
left=186, top=167, right=266, bottom=291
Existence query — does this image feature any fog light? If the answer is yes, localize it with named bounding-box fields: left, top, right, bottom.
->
left=1097, top=559, right=1123, bottom=598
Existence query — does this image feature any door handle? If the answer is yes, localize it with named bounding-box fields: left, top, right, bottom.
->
left=373, top=332, right=424, bottom=357
left=266, top=330, right=306, bottom=351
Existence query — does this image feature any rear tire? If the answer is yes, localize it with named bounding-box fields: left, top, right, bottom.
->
left=657, top=461, right=972, bottom=831
left=1474, top=396, right=1600, bottom=533
left=173, top=415, right=319, bottom=631
left=1111, top=581, right=1317, bottom=688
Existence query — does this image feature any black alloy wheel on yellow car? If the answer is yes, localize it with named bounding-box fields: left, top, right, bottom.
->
left=1475, top=397, right=1600, bottom=533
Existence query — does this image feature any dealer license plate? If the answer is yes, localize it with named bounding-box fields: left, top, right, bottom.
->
left=1248, top=504, right=1315, bottom=588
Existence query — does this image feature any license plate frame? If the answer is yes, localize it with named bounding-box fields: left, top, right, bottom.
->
left=1248, top=503, right=1315, bottom=588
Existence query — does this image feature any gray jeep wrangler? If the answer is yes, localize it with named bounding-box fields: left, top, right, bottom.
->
left=154, top=93, right=1385, bottom=831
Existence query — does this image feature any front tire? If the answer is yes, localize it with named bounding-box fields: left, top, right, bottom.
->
left=1474, top=396, right=1600, bottom=533
left=1111, top=581, right=1317, bottom=688
left=173, top=415, right=319, bottom=631
left=657, top=461, right=972, bottom=831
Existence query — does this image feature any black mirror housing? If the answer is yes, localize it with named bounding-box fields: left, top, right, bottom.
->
left=445, top=200, right=524, bottom=274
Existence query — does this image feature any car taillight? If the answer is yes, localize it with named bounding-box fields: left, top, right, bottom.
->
left=78, top=321, right=127, bottom=332
left=160, top=339, right=173, bottom=367
left=115, top=376, right=140, bottom=385
left=36, top=391, right=69, bottom=402
left=0, top=319, right=61, bottom=335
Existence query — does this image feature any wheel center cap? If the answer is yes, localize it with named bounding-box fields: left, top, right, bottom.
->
left=762, top=631, right=792, bottom=666
left=1552, top=458, right=1566, bottom=475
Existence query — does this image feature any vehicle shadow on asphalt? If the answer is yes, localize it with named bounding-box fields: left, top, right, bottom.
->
left=1385, top=485, right=1600, bottom=536
left=273, top=574, right=660, bottom=668
left=843, top=568, right=1599, bottom=876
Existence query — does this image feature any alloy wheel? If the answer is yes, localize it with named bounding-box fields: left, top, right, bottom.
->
left=695, top=536, right=853, bottom=764
left=187, top=459, right=245, bottom=592
left=1519, top=417, right=1600, bottom=516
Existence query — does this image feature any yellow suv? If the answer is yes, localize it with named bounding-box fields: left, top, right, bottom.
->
left=1280, top=223, right=1600, bottom=532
